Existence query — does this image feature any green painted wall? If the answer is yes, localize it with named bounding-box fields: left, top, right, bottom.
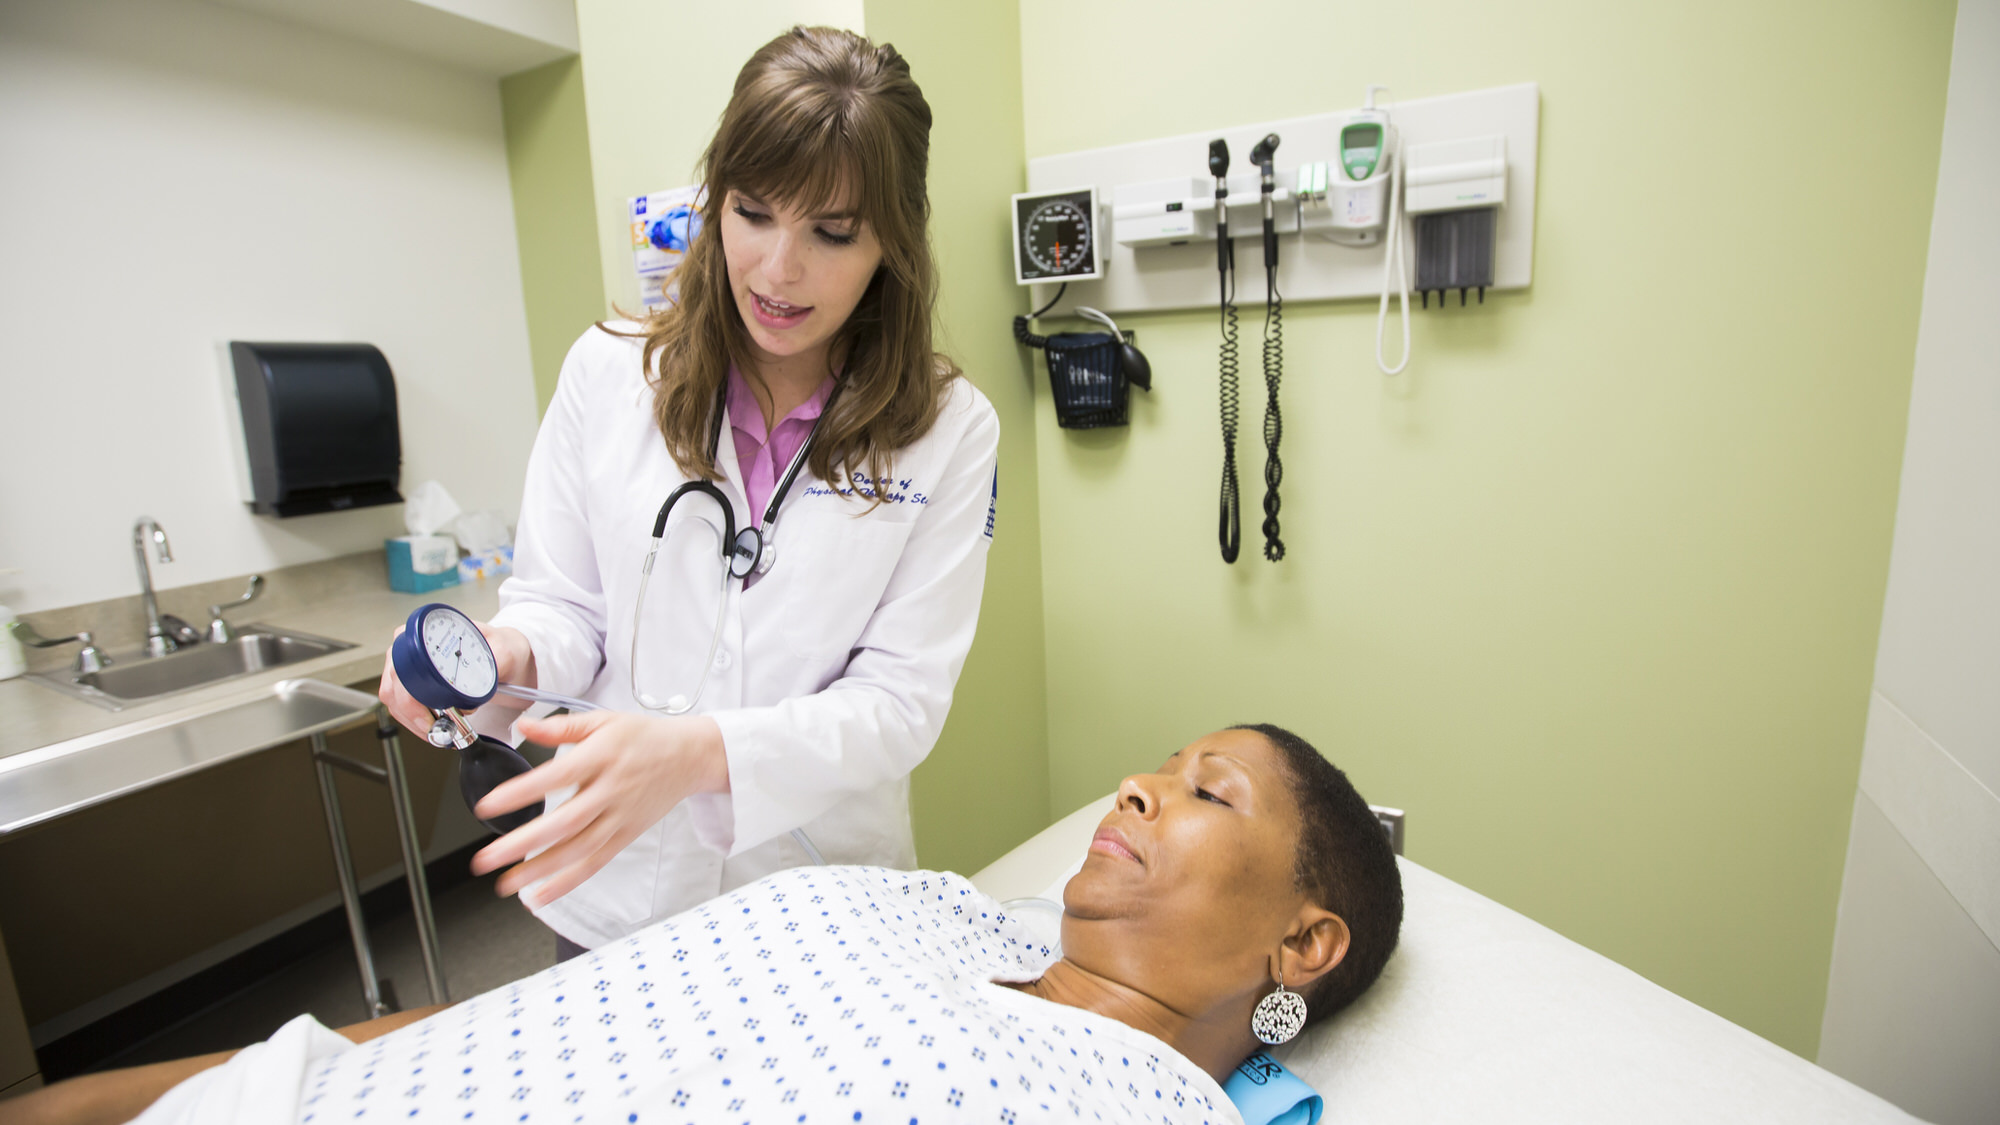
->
left=862, top=0, right=1050, bottom=874
left=1015, top=0, right=1955, bottom=1056
left=500, top=57, right=606, bottom=413
left=560, top=0, right=1052, bottom=874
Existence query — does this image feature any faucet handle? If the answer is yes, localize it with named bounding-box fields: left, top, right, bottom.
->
left=206, top=575, right=264, bottom=643
left=12, top=620, right=82, bottom=648
left=73, top=632, right=111, bottom=674
left=9, top=622, right=113, bottom=674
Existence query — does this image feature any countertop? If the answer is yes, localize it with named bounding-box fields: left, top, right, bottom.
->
left=1, top=555, right=502, bottom=765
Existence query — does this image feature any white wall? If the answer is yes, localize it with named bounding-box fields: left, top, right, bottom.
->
left=206, top=0, right=580, bottom=76
left=1817, top=2, right=2000, bottom=1121
left=0, top=0, right=543, bottom=614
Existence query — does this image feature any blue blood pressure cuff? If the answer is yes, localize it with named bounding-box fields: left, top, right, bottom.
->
left=1223, top=1052, right=1323, bottom=1125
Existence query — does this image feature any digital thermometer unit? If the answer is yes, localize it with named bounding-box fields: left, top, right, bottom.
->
left=1340, top=121, right=1386, bottom=182
left=1324, top=111, right=1397, bottom=247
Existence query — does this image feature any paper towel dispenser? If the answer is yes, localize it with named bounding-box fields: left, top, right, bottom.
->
left=226, top=341, right=404, bottom=517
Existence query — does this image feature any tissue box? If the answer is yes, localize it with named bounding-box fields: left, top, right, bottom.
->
left=386, top=535, right=461, bottom=593
left=458, top=545, right=514, bottom=584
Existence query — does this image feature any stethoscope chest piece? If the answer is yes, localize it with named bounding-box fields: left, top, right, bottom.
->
left=729, top=527, right=761, bottom=579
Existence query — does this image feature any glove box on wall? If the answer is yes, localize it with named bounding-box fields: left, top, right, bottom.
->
left=223, top=341, right=404, bottom=518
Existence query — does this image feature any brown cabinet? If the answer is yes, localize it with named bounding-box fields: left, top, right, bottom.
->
left=0, top=930, right=37, bottom=1097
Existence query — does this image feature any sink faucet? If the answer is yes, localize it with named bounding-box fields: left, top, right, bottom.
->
left=134, top=516, right=179, bottom=657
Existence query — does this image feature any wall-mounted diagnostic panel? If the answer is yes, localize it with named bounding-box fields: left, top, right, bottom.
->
left=1007, top=82, right=1541, bottom=570
left=1011, top=187, right=1103, bottom=285
left=1020, top=82, right=1539, bottom=316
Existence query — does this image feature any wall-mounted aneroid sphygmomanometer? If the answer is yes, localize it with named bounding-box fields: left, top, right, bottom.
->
left=1008, top=188, right=1154, bottom=431
left=1011, top=82, right=1539, bottom=564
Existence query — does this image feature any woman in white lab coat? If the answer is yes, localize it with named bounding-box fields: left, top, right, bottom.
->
left=379, top=26, right=999, bottom=953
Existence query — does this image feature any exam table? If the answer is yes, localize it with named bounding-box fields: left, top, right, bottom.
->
left=969, top=797, right=1922, bottom=1124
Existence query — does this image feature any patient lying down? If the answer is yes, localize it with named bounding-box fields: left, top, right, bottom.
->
left=13, top=723, right=1402, bottom=1124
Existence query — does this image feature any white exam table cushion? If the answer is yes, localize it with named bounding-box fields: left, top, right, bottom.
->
left=970, top=797, right=1920, bottom=1124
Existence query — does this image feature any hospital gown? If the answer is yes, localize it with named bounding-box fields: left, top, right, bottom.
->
left=136, top=866, right=1239, bottom=1125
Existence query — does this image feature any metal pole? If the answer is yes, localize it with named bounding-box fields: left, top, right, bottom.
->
left=311, top=731, right=389, bottom=1018
left=377, top=710, right=448, bottom=1005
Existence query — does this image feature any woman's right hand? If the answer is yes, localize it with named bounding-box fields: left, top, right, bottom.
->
left=378, top=621, right=537, bottom=738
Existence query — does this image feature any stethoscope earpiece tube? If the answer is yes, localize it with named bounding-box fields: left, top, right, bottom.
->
left=652, top=481, right=735, bottom=548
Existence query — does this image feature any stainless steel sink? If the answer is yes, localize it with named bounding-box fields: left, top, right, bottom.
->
left=26, top=625, right=355, bottom=710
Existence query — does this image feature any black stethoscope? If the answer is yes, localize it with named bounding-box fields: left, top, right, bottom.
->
left=631, top=376, right=842, bottom=714
left=664, top=376, right=843, bottom=578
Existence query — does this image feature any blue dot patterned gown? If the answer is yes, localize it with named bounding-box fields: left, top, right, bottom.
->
left=138, top=866, right=1240, bottom=1125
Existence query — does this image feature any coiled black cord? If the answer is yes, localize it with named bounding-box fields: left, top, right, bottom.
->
left=1218, top=252, right=1241, bottom=564
left=1260, top=270, right=1285, bottom=562
left=1012, top=282, right=1066, bottom=349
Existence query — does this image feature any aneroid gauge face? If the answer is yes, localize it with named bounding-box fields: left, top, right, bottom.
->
left=420, top=604, right=497, bottom=700
left=1024, top=198, right=1091, bottom=274
left=393, top=601, right=499, bottom=714
left=1013, top=188, right=1101, bottom=283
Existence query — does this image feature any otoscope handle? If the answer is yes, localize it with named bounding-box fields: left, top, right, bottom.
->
left=1249, top=132, right=1281, bottom=270
left=1214, top=174, right=1233, bottom=260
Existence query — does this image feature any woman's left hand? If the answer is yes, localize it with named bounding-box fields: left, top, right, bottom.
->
left=470, top=711, right=730, bottom=906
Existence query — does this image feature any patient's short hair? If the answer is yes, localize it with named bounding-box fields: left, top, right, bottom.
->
left=1232, top=723, right=1404, bottom=1029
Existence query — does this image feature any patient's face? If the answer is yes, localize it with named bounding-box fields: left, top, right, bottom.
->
left=1061, top=729, right=1309, bottom=1010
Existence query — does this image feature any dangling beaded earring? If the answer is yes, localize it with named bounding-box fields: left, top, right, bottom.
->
left=1251, top=967, right=1308, bottom=1045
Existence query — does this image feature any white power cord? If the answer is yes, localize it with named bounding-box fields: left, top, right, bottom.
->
left=1375, top=130, right=1411, bottom=376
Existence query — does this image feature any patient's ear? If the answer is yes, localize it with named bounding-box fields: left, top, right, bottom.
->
left=1278, top=908, right=1350, bottom=991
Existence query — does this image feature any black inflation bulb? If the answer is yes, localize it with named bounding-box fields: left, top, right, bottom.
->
left=459, top=734, right=543, bottom=835
left=1120, top=340, right=1152, bottom=391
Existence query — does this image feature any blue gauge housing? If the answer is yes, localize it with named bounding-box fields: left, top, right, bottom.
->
left=392, top=603, right=498, bottom=713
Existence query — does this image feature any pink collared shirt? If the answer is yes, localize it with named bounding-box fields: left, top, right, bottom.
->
left=727, top=365, right=834, bottom=527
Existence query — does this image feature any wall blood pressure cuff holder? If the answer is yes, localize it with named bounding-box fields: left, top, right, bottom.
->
left=1015, top=306, right=1152, bottom=430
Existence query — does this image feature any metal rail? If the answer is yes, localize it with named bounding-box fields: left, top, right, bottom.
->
left=284, top=679, right=449, bottom=1013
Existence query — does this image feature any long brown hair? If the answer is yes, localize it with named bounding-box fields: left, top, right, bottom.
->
left=632, top=26, right=957, bottom=489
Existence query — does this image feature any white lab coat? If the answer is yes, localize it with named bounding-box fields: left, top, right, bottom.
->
left=482, top=323, right=999, bottom=947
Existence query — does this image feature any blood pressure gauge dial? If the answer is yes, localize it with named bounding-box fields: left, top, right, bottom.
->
left=1023, top=198, right=1091, bottom=275
left=1010, top=187, right=1103, bottom=284
left=392, top=603, right=542, bottom=834
left=395, top=603, right=500, bottom=715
